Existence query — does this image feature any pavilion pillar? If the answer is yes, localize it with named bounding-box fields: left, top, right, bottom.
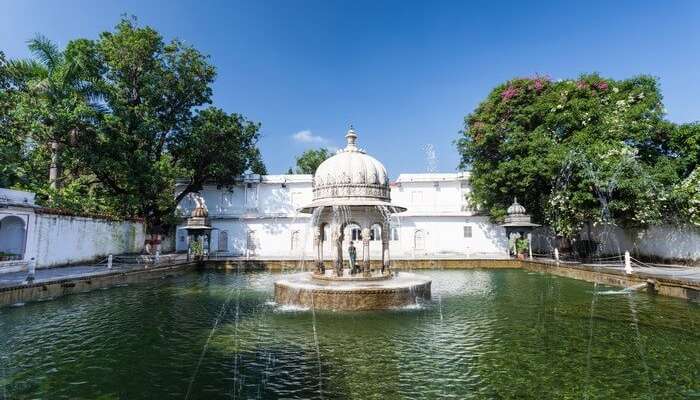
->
left=381, top=222, right=390, bottom=274
left=313, top=225, right=323, bottom=273
left=361, top=227, right=371, bottom=276
left=332, top=223, right=343, bottom=276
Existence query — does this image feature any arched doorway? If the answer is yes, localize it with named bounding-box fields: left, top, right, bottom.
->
left=0, top=215, right=27, bottom=260
left=290, top=230, right=300, bottom=251
left=414, top=229, right=426, bottom=251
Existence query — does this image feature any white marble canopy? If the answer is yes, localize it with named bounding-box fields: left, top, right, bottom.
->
left=298, top=127, right=406, bottom=214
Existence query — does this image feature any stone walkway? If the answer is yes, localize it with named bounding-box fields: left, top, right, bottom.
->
left=532, top=257, right=700, bottom=285
left=1, top=254, right=698, bottom=290
left=596, top=264, right=700, bottom=284
left=0, top=254, right=191, bottom=289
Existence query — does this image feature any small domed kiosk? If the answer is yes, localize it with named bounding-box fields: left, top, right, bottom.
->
left=274, top=127, right=431, bottom=310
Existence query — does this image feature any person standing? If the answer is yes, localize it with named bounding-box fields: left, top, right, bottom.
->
left=348, top=242, right=357, bottom=274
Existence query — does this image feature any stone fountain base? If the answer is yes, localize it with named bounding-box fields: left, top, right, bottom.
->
left=274, top=271, right=431, bottom=311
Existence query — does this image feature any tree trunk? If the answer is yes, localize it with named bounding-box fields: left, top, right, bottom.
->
left=49, top=141, right=60, bottom=190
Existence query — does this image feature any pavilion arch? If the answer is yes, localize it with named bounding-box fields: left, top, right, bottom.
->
left=0, top=215, right=27, bottom=260
left=319, top=222, right=330, bottom=242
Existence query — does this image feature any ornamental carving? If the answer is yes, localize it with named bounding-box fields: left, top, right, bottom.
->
left=313, top=183, right=390, bottom=201
left=361, top=227, right=371, bottom=242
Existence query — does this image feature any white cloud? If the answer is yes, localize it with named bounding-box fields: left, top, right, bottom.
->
left=292, top=130, right=326, bottom=144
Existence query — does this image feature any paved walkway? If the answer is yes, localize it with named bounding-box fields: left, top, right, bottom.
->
left=532, top=257, right=700, bottom=285
left=595, top=264, right=700, bottom=284
left=0, top=254, right=191, bottom=289
left=1, top=254, right=698, bottom=289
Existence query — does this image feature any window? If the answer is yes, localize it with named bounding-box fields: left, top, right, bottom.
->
left=410, top=191, right=423, bottom=204
left=290, top=231, right=300, bottom=250
left=370, top=225, right=381, bottom=241
left=246, top=231, right=257, bottom=251
left=218, top=231, right=229, bottom=252
left=463, top=226, right=472, bottom=238
left=220, top=190, right=236, bottom=212
left=245, top=184, right=257, bottom=206
left=390, top=227, right=399, bottom=241
left=414, top=230, right=425, bottom=250
left=345, top=224, right=361, bottom=241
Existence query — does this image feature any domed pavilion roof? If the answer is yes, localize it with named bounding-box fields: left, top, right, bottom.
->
left=506, top=197, right=527, bottom=215
left=501, top=197, right=540, bottom=228
left=298, top=127, right=405, bottom=214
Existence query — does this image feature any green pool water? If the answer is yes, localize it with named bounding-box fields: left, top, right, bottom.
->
left=0, top=269, right=698, bottom=399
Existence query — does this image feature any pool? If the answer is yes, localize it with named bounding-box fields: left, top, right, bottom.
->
left=0, top=269, right=698, bottom=399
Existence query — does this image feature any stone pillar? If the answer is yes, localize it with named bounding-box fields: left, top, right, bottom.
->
left=361, top=227, right=371, bottom=276
left=313, top=225, right=323, bottom=273
left=332, top=223, right=343, bottom=276
left=381, top=222, right=390, bottom=274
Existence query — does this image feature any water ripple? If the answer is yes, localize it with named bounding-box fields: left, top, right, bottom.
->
left=0, top=269, right=698, bottom=399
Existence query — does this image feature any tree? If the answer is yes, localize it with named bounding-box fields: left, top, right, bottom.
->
left=293, top=148, right=331, bottom=174
left=7, top=35, right=103, bottom=192
left=456, top=74, right=695, bottom=237
left=0, top=51, right=24, bottom=187
left=673, top=167, right=700, bottom=226
left=66, top=17, right=266, bottom=233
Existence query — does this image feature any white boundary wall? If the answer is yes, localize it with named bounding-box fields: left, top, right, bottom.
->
left=31, top=213, right=145, bottom=268
left=1, top=188, right=146, bottom=270
left=532, top=224, right=700, bottom=262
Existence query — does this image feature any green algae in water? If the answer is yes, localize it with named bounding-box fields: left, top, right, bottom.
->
left=0, top=269, right=698, bottom=399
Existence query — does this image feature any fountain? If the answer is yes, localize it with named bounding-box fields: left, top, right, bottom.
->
left=274, top=126, right=431, bottom=310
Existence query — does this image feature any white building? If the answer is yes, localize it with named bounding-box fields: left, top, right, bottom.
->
left=175, top=172, right=509, bottom=259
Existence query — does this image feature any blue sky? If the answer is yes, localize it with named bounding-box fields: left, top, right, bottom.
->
left=2, top=0, right=699, bottom=177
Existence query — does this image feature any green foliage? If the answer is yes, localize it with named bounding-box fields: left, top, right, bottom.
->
left=1, top=33, right=104, bottom=201
left=293, top=148, right=331, bottom=174
left=190, top=240, right=203, bottom=256
left=0, top=17, right=266, bottom=233
left=0, top=52, right=22, bottom=187
left=72, top=17, right=266, bottom=232
left=515, top=238, right=529, bottom=254
left=674, top=167, right=700, bottom=226
left=457, top=74, right=698, bottom=236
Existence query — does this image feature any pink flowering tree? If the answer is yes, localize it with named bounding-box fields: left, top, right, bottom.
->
left=456, top=73, right=698, bottom=236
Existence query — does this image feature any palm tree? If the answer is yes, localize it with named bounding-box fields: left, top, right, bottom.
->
left=8, top=34, right=102, bottom=190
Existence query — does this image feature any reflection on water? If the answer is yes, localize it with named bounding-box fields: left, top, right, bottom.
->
left=0, top=269, right=698, bottom=399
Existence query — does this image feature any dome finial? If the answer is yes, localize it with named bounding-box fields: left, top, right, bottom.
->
left=345, top=125, right=358, bottom=150
left=507, top=196, right=526, bottom=215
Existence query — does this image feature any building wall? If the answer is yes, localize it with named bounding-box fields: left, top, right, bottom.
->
left=532, top=224, right=700, bottom=262
left=30, top=213, right=145, bottom=268
left=175, top=173, right=509, bottom=259
left=2, top=187, right=147, bottom=270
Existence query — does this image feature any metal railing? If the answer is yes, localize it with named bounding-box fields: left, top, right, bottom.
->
left=525, top=248, right=697, bottom=277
